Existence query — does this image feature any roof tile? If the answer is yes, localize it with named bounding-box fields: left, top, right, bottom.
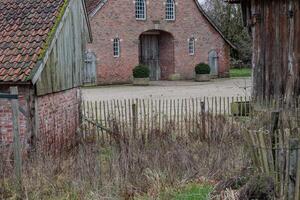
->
left=0, top=0, right=66, bottom=83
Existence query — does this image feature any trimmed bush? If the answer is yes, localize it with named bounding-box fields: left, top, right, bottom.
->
left=195, top=63, right=211, bottom=75
left=133, top=65, right=150, bottom=78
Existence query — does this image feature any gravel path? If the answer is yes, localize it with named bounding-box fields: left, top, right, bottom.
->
left=82, top=78, right=252, bottom=101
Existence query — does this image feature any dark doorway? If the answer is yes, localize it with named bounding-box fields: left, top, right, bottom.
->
left=139, top=30, right=174, bottom=81
left=140, top=34, right=160, bottom=81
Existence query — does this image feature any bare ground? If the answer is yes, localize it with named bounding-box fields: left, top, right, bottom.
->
left=82, top=78, right=252, bottom=101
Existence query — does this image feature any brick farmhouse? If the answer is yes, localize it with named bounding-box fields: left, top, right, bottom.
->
left=85, top=0, right=235, bottom=84
left=0, top=0, right=91, bottom=151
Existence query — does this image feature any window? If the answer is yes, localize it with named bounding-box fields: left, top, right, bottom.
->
left=135, top=0, right=146, bottom=20
left=113, top=38, right=120, bottom=57
left=165, top=0, right=175, bottom=20
left=188, top=37, right=195, bottom=55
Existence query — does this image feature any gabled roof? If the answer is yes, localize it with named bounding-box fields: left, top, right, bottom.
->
left=86, top=0, right=236, bottom=49
left=0, top=0, right=67, bottom=83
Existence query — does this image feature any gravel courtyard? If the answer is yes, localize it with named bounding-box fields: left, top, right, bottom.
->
left=82, top=78, right=252, bottom=101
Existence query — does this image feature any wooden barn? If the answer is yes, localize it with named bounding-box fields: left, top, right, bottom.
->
left=227, top=0, right=300, bottom=101
left=0, top=0, right=92, bottom=151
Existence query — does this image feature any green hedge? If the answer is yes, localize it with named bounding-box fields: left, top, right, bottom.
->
left=195, top=63, right=210, bottom=75
left=133, top=65, right=150, bottom=78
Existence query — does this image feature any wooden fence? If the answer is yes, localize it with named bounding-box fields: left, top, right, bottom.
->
left=245, top=119, right=300, bottom=199
left=81, top=96, right=253, bottom=140
left=81, top=95, right=300, bottom=142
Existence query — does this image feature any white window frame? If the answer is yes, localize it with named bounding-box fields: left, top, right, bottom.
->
left=113, top=38, right=120, bottom=58
left=188, top=37, right=195, bottom=55
left=165, top=0, right=175, bottom=21
left=135, top=0, right=147, bottom=20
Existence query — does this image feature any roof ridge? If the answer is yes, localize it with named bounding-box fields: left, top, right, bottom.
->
left=89, top=0, right=108, bottom=18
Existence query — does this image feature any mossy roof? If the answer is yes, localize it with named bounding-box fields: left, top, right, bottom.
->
left=0, top=0, right=67, bottom=82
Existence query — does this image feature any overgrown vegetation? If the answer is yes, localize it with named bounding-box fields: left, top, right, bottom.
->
left=3, top=98, right=299, bottom=199
left=133, top=65, right=150, bottom=78
left=0, top=114, right=247, bottom=199
left=195, top=63, right=211, bottom=74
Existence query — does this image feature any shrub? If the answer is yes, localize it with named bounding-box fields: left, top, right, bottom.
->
left=195, top=63, right=210, bottom=75
left=133, top=65, right=150, bottom=78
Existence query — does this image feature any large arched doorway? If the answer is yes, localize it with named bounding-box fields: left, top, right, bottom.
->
left=139, top=30, right=175, bottom=80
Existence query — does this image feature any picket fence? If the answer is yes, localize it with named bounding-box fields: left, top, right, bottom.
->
left=81, top=96, right=253, bottom=139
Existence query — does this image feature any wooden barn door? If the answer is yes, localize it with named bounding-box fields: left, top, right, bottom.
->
left=140, top=35, right=160, bottom=81
left=83, top=51, right=97, bottom=85
left=209, top=50, right=219, bottom=77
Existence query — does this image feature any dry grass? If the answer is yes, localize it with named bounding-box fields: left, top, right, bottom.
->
left=0, top=115, right=248, bottom=199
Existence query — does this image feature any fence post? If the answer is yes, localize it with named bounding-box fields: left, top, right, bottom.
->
left=295, top=136, right=300, bottom=200
left=10, top=86, right=22, bottom=196
left=270, top=111, right=280, bottom=174
left=288, top=138, right=299, bottom=200
left=132, top=103, right=137, bottom=139
left=200, top=101, right=206, bottom=140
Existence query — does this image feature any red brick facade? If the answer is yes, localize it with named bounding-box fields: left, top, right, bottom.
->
left=0, top=87, right=80, bottom=151
left=87, top=0, right=231, bottom=84
left=37, top=88, right=80, bottom=151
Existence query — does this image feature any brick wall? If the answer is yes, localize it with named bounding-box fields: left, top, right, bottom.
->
left=159, top=31, right=175, bottom=80
left=87, top=0, right=230, bottom=84
left=0, top=86, right=80, bottom=153
left=37, top=88, right=80, bottom=152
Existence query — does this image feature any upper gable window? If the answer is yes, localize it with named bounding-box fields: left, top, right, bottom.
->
left=165, top=0, right=175, bottom=20
left=135, top=0, right=146, bottom=20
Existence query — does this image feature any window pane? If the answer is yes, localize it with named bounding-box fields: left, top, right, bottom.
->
left=189, top=38, right=195, bottom=55
left=136, top=0, right=146, bottom=19
left=166, top=0, right=175, bottom=20
left=113, top=38, right=120, bottom=57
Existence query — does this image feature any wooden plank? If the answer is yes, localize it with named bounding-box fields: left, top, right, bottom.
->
left=288, top=138, right=299, bottom=200
left=201, top=101, right=206, bottom=141
left=294, top=132, right=300, bottom=200
left=258, top=131, right=270, bottom=174
left=132, top=102, right=137, bottom=139
left=10, top=87, right=22, bottom=196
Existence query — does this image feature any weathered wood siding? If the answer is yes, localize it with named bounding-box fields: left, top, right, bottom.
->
left=242, top=0, right=300, bottom=100
left=83, top=51, right=97, bottom=85
left=36, top=0, right=90, bottom=96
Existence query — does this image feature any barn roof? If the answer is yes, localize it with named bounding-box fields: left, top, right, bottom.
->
left=0, top=0, right=91, bottom=83
left=86, top=0, right=236, bottom=49
left=0, top=0, right=66, bottom=83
